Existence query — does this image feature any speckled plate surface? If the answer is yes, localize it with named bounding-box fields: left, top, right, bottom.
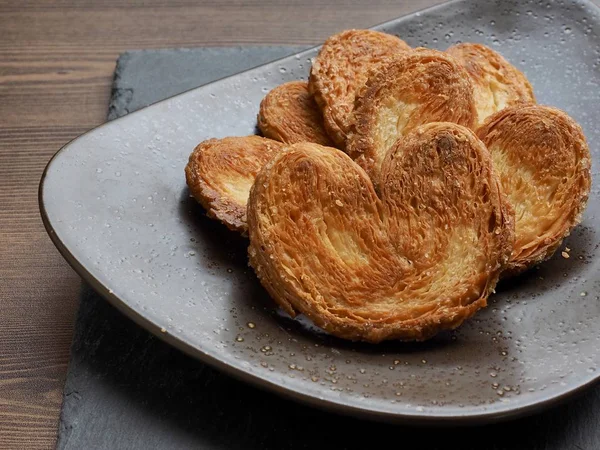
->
left=40, top=0, right=600, bottom=424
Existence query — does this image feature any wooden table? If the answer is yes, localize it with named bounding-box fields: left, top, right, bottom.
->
left=1, top=1, right=598, bottom=448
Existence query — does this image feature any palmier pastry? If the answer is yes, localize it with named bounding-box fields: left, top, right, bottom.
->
left=477, top=105, right=591, bottom=274
left=447, top=43, right=535, bottom=127
left=308, top=29, right=411, bottom=148
left=185, top=136, right=283, bottom=233
left=257, top=81, right=334, bottom=147
left=347, top=49, right=476, bottom=183
left=247, top=123, right=513, bottom=343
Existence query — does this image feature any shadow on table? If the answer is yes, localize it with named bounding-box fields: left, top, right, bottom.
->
left=57, top=285, right=599, bottom=450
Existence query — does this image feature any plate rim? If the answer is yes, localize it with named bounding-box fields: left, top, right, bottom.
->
left=39, top=0, right=600, bottom=425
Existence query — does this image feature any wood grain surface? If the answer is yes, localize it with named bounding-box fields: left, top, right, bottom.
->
left=0, top=1, right=447, bottom=448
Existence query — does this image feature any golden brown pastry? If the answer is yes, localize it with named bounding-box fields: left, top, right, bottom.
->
left=447, top=43, right=535, bottom=127
left=247, top=123, right=513, bottom=343
left=257, top=81, right=335, bottom=147
left=308, top=29, right=411, bottom=148
left=477, top=105, right=591, bottom=274
left=346, top=49, right=476, bottom=183
left=185, top=136, right=283, bottom=233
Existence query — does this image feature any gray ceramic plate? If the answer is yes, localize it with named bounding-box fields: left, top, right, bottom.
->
left=40, top=0, right=600, bottom=425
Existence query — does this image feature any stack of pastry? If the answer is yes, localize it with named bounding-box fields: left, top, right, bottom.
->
left=185, top=30, right=591, bottom=343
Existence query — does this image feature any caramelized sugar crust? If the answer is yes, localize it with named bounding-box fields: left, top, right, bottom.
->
left=308, top=29, right=411, bottom=149
left=185, top=136, right=284, bottom=233
left=347, top=49, right=476, bottom=184
left=247, top=123, right=513, bottom=342
left=258, top=81, right=335, bottom=147
left=477, top=105, right=591, bottom=274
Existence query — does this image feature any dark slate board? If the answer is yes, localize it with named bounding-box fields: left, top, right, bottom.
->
left=57, top=47, right=600, bottom=450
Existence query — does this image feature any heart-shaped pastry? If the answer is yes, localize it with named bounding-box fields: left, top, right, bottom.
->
left=477, top=104, right=591, bottom=274
left=308, top=29, right=411, bottom=148
left=247, top=122, right=513, bottom=342
left=347, top=49, right=476, bottom=184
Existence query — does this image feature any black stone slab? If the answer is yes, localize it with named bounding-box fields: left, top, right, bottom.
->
left=57, top=47, right=600, bottom=450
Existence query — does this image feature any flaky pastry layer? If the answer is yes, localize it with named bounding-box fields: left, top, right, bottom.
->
left=247, top=123, right=513, bottom=342
left=258, top=81, right=334, bottom=147
left=447, top=43, right=535, bottom=127
left=347, top=49, right=476, bottom=184
left=477, top=105, right=591, bottom=274
left=185, top=136, right=283, bottom=233
left=308, top=29, right=411, bottom=149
